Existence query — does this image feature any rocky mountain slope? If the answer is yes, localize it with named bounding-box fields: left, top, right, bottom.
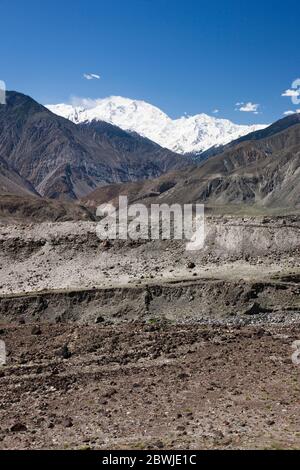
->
left=84, top=113, right=300, bottom=211
left=47, top=96, right=267, bottom=155
left=0, top=195, right=94, bottom=224
left=0, top=156, right=37, bottom=197
left=0, top=92, right=186, bottom=200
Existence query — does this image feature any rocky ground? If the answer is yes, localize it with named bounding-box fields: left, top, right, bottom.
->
left=0, top=215, right=299, bottom=449
left=1, top=322, right=300, bottom=450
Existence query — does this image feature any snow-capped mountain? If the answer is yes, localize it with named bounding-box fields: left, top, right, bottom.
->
left=47, top=96, right=267, bottom=155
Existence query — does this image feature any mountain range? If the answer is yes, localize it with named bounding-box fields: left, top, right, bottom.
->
left=0, top=91, right=186, bottom=200
left=83, top=113, right=300, bottom=212
left=47, top=96, right=267, bottom=155
left=0, top=90, right=299, bottom=219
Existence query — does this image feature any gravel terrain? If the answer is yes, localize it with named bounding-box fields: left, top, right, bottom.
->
left=1, top=322, right=300, bottom=450
left=0, top=215, right=299, bottom=450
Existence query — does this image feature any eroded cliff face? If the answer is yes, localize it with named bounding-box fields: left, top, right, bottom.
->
left=0, top=216, right=298, bottom=324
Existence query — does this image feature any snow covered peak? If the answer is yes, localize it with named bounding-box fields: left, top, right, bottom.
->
left=46, top=96, right=267, bottom=155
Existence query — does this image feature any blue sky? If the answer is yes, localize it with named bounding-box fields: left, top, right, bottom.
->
left=0, top=0, right=299, bottom=124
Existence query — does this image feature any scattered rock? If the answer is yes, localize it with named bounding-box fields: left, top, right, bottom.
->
left=176, top=425, right=186, bottom=432
left=102, top=240, right=111, bottom=249
left=153, top=440, right=164, bottom=449
left=243, top=302, right=262, bottom=316
left=187, top=262, right=196, bottom=270
left=178, top=372, right=189, bottom=380
left=103, top=388, right=117, bottom=399
left=62, top=417, right=73, bottom=428
left=11, top=423, right=27, bottom=433
left=267, top=419, right=275, bottom=426
left=99, top=399, right=108, bottom=406
left=95, top=316, right=105, bottom=324
left=31, top=325, right=42, bottom=336
left=58, top=345, right=72, bottom=359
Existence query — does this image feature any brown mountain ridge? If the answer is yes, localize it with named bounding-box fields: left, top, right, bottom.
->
left=0, top=91, right=187, bottom=200
left=83, top=113, right=300, bottom=213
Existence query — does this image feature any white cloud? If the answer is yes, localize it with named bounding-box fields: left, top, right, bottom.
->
left=83, top=73, right=101, bottom=80
left=236, top=102, right=260, bottom=113
left=282, top=89, right=299, bottom=97
left=70, top=96, right=101, bottom=109
left=283, top=109, right=300, bottom=116
left=212, top=109, right=219, bottom=114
